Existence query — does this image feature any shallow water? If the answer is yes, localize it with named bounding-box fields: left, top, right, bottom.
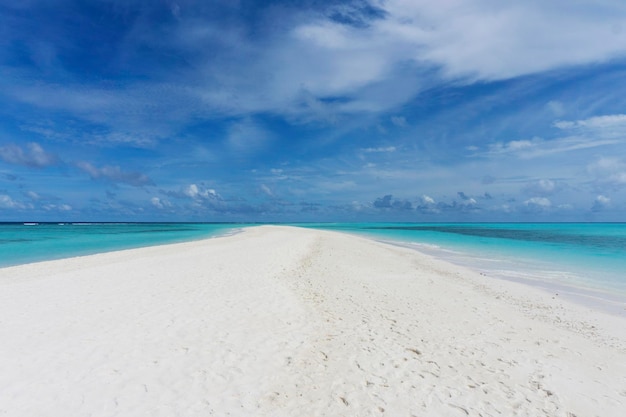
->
left=0, top=222, right=247, bottom=268
left=292, top=223, right=626, bottom=308
left=3, top=221, right=625, bottom=310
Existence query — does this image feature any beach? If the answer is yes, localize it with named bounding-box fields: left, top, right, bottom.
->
left=1, top=226, right=625, bottom=416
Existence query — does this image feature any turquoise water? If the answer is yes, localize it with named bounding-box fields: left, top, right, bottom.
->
left=292, top=223, right=626, bottom=305
left=0, top=222, right=247, bottom=268
left=3, top=222, right=625, bottom=310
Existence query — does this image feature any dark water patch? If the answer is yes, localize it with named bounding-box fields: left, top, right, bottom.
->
left=85, top=227, right=199, bottom=235
left=123, top=228, right=199, bottom=234
left=0, top=238, right=37, bottom=244
left=364, top=225, right=626, bottom=251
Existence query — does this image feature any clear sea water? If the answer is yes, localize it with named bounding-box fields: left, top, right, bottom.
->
left=292, top=223, right=626, bottom=311
left=2, top=222, right=625, bottom=312
left=0, top=222, right=248, bottom=268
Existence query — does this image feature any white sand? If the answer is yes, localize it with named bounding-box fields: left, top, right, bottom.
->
left=1, top=226, right=625, bottom=417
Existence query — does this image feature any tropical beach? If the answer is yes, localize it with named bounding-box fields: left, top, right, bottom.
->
left=1, top=226, right=624, bottom=417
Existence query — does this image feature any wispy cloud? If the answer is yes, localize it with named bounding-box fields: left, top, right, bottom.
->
left=0, top=143, right=58, bottom=168
left=182, top=184, right=220, bottom=200
left=150, top=197, right=172, bottom=210
left=0, top=194, right=27, bottom=209
left=362, top=146, right=396, bottom=153
left=8, top=1, right=624, bottom=133
left=587, top=157, right=626, bottom=190
left=1, top=1, right=626, bottom=220
left=227, top=119, right=274, bottom=154
left=522, top=179, right=563, bottom=197
left=382, top=0, right=626, bottom=80
left=77, top=162, right=154, bottom=187
left=523, top=197, right=552, bottom=211
left=554, top=114, right=626, bottom=143
left=555, top=114, right=626, bottom=131
left=373, top=194, right=413, bottom=210
left=260, top=184, right=274, bottom=197
left=483, top=135, right=619, bottom=159
left=42, top=203, right=72, bottom=212
left=592, top=194, right=611, bottom=212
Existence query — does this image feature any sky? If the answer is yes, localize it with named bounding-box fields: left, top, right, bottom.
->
left=1, top=0, right=626, bottom=222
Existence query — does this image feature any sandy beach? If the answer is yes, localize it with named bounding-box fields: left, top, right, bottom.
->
left=1, top=225, right=625, bottom=417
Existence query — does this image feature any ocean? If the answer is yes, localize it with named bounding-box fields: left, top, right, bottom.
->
left=2, top=222, right=625, bottom=312
left=293, top=223, right=626, bottom=312
left=0, top=222, right=248, bottom=268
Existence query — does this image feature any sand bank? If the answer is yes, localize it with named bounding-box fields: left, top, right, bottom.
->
left=0, top=226, right=624, bottom=416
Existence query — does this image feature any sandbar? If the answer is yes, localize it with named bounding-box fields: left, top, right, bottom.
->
left=1, top=226, right=625, bottom=416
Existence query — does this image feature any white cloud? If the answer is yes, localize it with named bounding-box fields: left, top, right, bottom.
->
left=546, top=100, right=565, bottom=117
left=391, top=116, right=407, bottom=127
left=554, top=114, right=626, bottom=131
left=350, top=200, right=365, bottom=211
left=484, top=135, right=618, bottom=159
left=0, top=142, right=58, bottom=168
left=552, top=114, right=626, bottom=157
left=5, top=1, right=626, bottom=135
left=608, top=172, right=626, bottom=184
left=0, top=194, right=26, bottom=209
left=151, top=197, right=163, bottom=208
left=151, top=197, right=172, bottom=209
left=487, top=139, right=535, bottom=155
left=587, top=157, right=624, bottom=174
left=77, top=162, right=154, bottom=187
left=523, top=179, right=561, bottom=196
left=25, top=191, right=40, bottom=200
left=596, top=195, right=611, bottom=205
left=88, top=1, right=626, bottom=126
left=362, top=146, right=396, bottom=153
left=260, top=184, right=274, bottom=197
left=421, top=194, right=435, bottom=205
left=227, top=119, right=273, bottom=153
left=184, top=184, right=200, bottom=198
left=587, top=157, right=626, bottom=188
left=592, top=194, right=611, bottom=211
left=381, top=0, right=626, bottom=80
left=43, top=203, right=72, bottom=211
left=524, top=197, right=551, bottom=207
left=183, top=184, right=219, bottom=200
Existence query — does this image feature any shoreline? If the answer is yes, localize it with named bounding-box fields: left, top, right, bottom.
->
left=0, top=223, right=246, bottom=269
left=1, top=225, right=625, bottom=416
left=5, top=224, right=625, bottom=318
left=374, top=237, right=626, bottom=319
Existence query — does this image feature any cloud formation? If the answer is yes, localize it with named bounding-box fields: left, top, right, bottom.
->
left=77, top=162, right=154, bottom=187
left=555, top=114, right=626, bottom=134
left=524, top=197, right=552, bottom=211
left=587, top=158, right=626, bottom=190
left=183, top=184, right=219, bottom=200
left=523, top=179, right=562, bottom=197
left=373, top=194, right=413, bottom=210
left=1, top=1, right=626, bottom=221
left=592, top=195, right=611, bottom=212
left=6, top=0, right=625, bottom=131
left=0, top=143, right=58, bottom=168
left=0, top=194, right=31, bottom=210
left=150, top=197, right=172, bottom=210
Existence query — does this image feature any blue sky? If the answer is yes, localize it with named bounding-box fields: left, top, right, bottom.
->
left=1, top=0, right=626, bottom=222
